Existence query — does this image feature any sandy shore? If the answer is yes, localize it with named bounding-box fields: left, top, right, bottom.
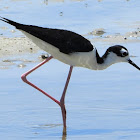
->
left=0, top=37, right=40, bottom=57
left=89, top=28, right=140, bottom=44
left=0, top=37, right=43, bottom=69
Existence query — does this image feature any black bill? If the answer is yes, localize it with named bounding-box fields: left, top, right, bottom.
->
left=128, top=59, right=140, bottom=70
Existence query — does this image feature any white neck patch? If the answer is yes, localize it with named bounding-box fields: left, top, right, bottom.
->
left=120, top=48, right=127, bottom=53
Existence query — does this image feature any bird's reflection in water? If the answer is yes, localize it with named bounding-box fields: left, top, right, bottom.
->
left=62, top=133, right=67, bottom=140
left=62, top=127, right=67, bottom=140
left=32, top=123, right=67, bottom=140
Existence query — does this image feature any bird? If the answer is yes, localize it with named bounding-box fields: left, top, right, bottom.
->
left=1, top=17, right=140, bottom=131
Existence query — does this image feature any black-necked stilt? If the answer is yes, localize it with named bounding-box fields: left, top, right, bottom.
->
left=1, top=17, right=140, bottom=130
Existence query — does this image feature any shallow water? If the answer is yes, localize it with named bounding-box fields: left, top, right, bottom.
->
left=0, top=0, right=140, bottom=140
left=0, top=0, right=140, bottom=37
left=0, top=56, right=140, bottom=140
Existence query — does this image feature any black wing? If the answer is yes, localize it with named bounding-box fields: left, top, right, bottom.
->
left=0, top=17, right=94, bottom=54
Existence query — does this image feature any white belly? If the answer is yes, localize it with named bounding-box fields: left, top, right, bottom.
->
left=21, top=31, right=98, bottom=70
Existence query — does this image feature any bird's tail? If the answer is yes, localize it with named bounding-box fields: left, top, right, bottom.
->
left=0, top=16, right=22, bottom=29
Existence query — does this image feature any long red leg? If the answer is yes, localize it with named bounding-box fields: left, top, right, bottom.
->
left=21, top=56, right=60, bottom=105
left=21, top=56, right=73, bottom=131
left=60, top=66, right=73, bottom=131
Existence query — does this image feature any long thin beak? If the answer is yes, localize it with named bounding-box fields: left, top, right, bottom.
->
left=128, top=59, right=140, bottom=70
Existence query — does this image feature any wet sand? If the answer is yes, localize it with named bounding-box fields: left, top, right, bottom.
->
left=0, top=37, right=39, bottom=57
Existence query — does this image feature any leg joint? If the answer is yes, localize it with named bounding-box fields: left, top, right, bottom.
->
left=21, top=74, right=28, bottom=83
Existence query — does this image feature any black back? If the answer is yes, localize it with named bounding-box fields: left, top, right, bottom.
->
left=1, top=17, right=94, bottom=54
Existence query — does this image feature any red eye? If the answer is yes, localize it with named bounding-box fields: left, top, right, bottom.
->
left=122, top=52, right=128, bottom=56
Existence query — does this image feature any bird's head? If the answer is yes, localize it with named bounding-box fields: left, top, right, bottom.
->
left=103, top=45, right=140, bottom=70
